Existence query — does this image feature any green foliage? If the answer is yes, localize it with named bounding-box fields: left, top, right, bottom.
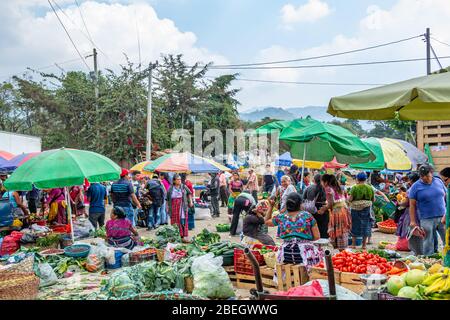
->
left=0, top=54, right=242, bottom=163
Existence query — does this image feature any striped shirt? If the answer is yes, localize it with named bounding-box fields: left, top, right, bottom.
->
left=111, top=178, right=134, bottom=208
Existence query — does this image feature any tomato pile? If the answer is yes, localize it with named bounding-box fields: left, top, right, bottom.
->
left=378, top=219, right=397, bottom=228
left=316, top=251, right=393, bottom=274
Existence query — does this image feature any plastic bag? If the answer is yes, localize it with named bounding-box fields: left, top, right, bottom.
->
left=88, top=239, right=116, bottom=265
left=191, top=253, right=235, bottom=299
left=164, top=243, right=187, bottom=262
left=235, top=217, right=243, bottom=234
left=86, top=254, right=105, bottom=272
left=274, top=280, right=324, bottom=297
left=194, top=208, right=211, bottom=220
left=37, top=263, right=58, bottom=287
left=303, top=279, right=364, bottom=300
left=73, top=218, right=95, bottom=240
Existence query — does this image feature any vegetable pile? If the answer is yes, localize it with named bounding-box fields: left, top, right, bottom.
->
left=216, top=224, right=231, bottom=233
left=36, top=234, right=61, bottom=248
left=155, top=225, right=182, bottom=248
left=193, top=229, right=221, bottom=246
left=101, top=259, right=193, bottom=297
left=206, top=241, right=245, bottom=257
left=316, top=250, right=393, bottom=274
left=378, top=219, right=397, bottom=228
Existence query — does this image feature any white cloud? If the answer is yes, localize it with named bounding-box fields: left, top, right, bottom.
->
left=237, top=0, right=450, bottom=111
left=281, top=0, right=331, bottom=26
left=0, top=1, right=228, bottom=79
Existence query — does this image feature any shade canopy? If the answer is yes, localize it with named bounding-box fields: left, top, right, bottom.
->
left=275, top=152, right=293, bottom=166
left=384, top=138, right=428, bottom=170
left=328, top=71, right=450, bottom=120
left=279, top=118, right=375, bottom=164
left=350, top=138, right=412, bottom=171
left=0, top=151, right=14, bottom=161
left=0, top=152, right=41, bottom=172
left=144, top=152, right=230, bottom=173
left=4, top=148, right=121, bottom=191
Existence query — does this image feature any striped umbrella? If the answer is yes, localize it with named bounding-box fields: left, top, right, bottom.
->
left=0, top=152, right=41, bottom=172
left=384, top=138, right=428, bottom=170
left=351, top=138, right=412, bottom=171
left=143, top=152, right=230, bottom=173
left=0, top=151, right=14, bottom=161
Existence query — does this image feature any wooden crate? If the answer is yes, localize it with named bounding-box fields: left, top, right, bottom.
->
left=226, top=265, right=277, bottom=290
left=309, top=267, right=365, bottom=294
left=275, top=264, right=309, bottom=291
left=309, top=266, right=341, bottom=283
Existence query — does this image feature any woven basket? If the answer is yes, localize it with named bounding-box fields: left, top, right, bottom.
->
left=184, top=276, right=194, bottom=293
left=377, top=222, right=397, bottom=234
left=0, top=255, right=35, bottom=274
left=0, top=272, right=40, bottom=300
left=263, top=252, right=277, bottom=269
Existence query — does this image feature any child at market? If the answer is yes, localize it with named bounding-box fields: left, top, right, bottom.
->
left=106, top=206, right=140, bottom=250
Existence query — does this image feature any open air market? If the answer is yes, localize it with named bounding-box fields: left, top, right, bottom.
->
left=1, top=0, right=450, bottom=306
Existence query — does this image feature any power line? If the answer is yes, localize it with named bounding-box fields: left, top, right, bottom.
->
left=431, top=37, right=450, bottom=48
left=51, top=0, right=112, bottom=64
left=207, top=35, right=423, bottom=68
left=48, top=0, right=91, bottom=71
left=205, top=56, right=450, bottom=70
left=207, top=77, right=385, bottom=86
left=74, top=0, right=93, bottom=44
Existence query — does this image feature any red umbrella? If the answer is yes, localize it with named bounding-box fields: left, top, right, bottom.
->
left=324, top=157, right=347, bottom=169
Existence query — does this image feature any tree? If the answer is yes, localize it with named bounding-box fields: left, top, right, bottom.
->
left=1, top=54, right=243, bottom=163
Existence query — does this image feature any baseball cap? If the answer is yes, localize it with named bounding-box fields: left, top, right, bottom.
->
left=356, top=172, right=367, bottom=181
left=419, top=164, right=433, bottom=177
left=120, top=168, right=130, bottom=177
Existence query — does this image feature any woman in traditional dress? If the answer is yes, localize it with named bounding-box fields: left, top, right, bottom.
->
left=166, top=174, right=194, bottom=241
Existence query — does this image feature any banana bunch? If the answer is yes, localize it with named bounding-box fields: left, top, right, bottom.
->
left=417, top=268, right=450, bottom=300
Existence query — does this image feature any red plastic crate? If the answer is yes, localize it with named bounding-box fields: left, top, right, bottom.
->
left=233, top=244, right=278, bottom=275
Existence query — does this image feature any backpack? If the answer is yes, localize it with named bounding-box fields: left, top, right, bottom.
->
left=147, top=181, right=164, bottom=207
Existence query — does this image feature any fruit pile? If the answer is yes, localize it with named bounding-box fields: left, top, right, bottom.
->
left=417, top=267, right=450, bottom=300
left=385, top=264, right=450, bottom=300
left=378, top=219, right=397, bottom=228
left=316, top=250, right=393, bottom=274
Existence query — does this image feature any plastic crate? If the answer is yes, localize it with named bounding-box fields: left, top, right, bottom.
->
left=233, top=244, right=278, bottom=275
left=377, top=291, right=410, bottom=300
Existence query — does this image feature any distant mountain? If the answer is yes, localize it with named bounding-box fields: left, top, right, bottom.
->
left=239, top=106, right=373, bottom=129
left=239, top=107, right=295, bottom=122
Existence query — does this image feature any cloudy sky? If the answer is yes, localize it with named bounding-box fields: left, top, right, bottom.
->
left=2, top=0, right=450, bottom=112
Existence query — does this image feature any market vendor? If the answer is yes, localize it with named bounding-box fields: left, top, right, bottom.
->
left=106, top=206, right=139, bottom=250
left=45, top=188, right=67, bottom=224
left=242, top=200, right=276, bottom=246
left=229, top=190, right=256, bottom=236
left=265, top=193, right=322, bottom=266
left=1, top=190, right=29, bottom=219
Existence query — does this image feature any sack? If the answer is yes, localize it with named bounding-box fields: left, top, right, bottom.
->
left=0, top=235, right=21, bottom=256
left=37, top=263, right=58, bottom=287
left=0, top=197, right=13, bottom=227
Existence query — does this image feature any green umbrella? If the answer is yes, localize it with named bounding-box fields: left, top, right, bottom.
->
left=4, top=148, right=120, bottom=242
left=4, top=148, right=120, bottom=191
left=327, top=71, right=450, bottom=120
left=255, top=119, right=295, bottom=135
left=279, top=119, right=375, bottom=164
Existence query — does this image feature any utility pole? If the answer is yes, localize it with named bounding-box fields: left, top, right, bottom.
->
left=146, top=62, right=158, bottom=161
left=426, top=28, right=431, bottom=75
